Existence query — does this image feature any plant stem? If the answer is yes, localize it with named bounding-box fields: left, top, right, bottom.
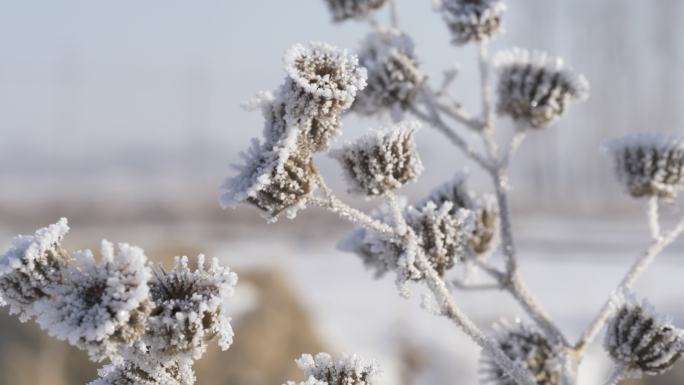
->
left=575, top=217, right=684, bottom=353
left=603, top=365, right=627, bottom=385
left=647, top=196, right=661, bottom=240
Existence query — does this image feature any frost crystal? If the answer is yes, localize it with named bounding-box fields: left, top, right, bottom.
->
left=36, top=241, right=151, bottom=361
left=332, top=121, right=423, bottom=196
left=494, top=48, right=589, bottom=129
left=419, top=173, right=499, bottom=256
left=353, top=29, right=425, bottom=120
left=605, top=133, right=684, bottom=200
left=283, top=42, right=367, bottom=151
left=0, top=218, right=71, bottom=321
left=604, top=291, right=684, bottom=377
left=146, top=255, right=238, bottom=360
left=480, top=320, right=563, bottom=385
left=434, top=0, right=506, bottom=45
left=89, top=348, right=195, bottom=385
left=285, top=352, right=379, bottom=385
left=339, top=200, right=472, bottom=283
left=324, top=0, right=388, bottom=22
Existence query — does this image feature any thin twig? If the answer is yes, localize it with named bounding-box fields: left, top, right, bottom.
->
left=433, top=99, right=483, bottom=132
left=451, top=279, right=501, bottom=291
left=575, top=217, right=684, bottom=353
left=477, top=42, right=498, bottom=161
left=602, top=364, right=627, bottom=385
left=502, top=128, right=528, bottom=167
left=388, top=0, right=399, bottom=29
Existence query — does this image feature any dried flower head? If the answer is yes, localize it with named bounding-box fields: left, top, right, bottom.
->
left=283, top=42, right=367, bottom=151
left=35, top=241, right=151, bottom=361
left=90, top=348, right=195, bottom=385
left=0, top=218, right=71, bottom=321
left=353, top=29, right=425, bottom=120
left=480, top=320, right=563, bottom=385
left=332, top=121, right=423, bottom=196
left=419, top=173, right=499, bottom=256
left=605, top=133, right=684, bottom=200
left=339, top=200, right=472, bottom=283
left=146, top=255, right=238, bottom=360
left=494, top=48, right=589, bottom=129
left=219, top=97, right=317, bottom=222
left=324, top=0, right=388, bottom=22
left=433, top=0, right=506, bottom=45
left=285, top=352, right=379, bottom=385
left=604, top=291, right=684, bottom=377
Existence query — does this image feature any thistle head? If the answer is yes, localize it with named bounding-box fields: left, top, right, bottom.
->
left=35, top=241, right=151, bottom=362
left=604, top=291, right=684, bottom=377
left=353, top=29, right=425, bottom=120
left=605, top=133, right=684, bottom=200
left=480, top=320, right=563, bottom=385
left=494, top=48, right=589, bottom=129
left=283, top=42, right=367, bottom=151
left=146, top=255, right=238, bottom=360
left=433, top=0, right=506, bottom=45
left=419, top=173, right=499, bottom=256
left=285, top=352, right=379, bottom=385
left=89, top=348, right=195, bottom=385
left=332, top=121, right=423, bottom=196
left=0, top=218, right=71, bottom=321
left=220, top=125, right=317, bottom=222
left=324, top=0, right=388, bottom=23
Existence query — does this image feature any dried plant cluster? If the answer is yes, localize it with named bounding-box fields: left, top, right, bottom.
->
left=3, top=1, right=684, bottom=385
left=0, top=219, right=237, bottom=385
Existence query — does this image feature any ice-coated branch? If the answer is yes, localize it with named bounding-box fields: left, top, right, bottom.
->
left=502, top=128, right=528, bottom=167
left=575, top=217, right=684, bottom=353
left=477, top=42, right=499, bottom=161
left=603, top=365, right=627, bottom=385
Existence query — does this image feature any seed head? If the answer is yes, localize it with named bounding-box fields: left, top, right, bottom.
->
left=35, top=241, right=151, bottom=362
left=434, top=0, right=506, bottom=45
left=480, top=320, right=563, bottom=385
left=283, top=42, right=367, bottom=151
left=604, top=291, right=684, bottom=377
left=285, top=352, right=379, bottom=385
left=494, top=48, right=589, bottom=129
left=89, top=348, right=195, bottom=385
left=324, top=0, right=388, bottom=23
left=0, top=218, right=71, bottom=321
left=332, top=121, right=423, bottom=196
left=145, top=255, right=238, bottom=360
left=353, top=29, right=425, bottom=120
left=605, top=133, right=684, bottom=200
left=419, top=173, right=499, bottom=256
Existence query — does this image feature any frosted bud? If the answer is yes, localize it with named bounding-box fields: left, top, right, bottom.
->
left=145, top=255, right=238, bottom=360
left=433, top=0, right=506, bottom=45
left=353, top=29, right=425, bottom=120
left=494, top=48, right=589, bottom=129
left=604, top=291, right=683, bottom=377
left=283, top=42, right=367, bottom=151
left=419, top=173, right=499, bottom=256
left=35, top=241, right=151, bottom=361
left=0, top=218, right=71, bottom=321
left=480, top=320, right=563, bottom=385
left=284, top=352, right=379, bottom=385
left=89, top=348, right=195, bottom=385
left=220, top=123, right=317, bottom=222
left=605, top=133, right=684, bottom=200
left=324, top=0, right=388, bottom=23
left=332, top=121, right=423, bottom=196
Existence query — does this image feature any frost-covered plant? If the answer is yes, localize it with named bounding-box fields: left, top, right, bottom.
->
left=0, top=219, right=237, bottom=385
left=353, top=28, right=425, bottom=119
left=222, top=1, right=684, bottom=385
left=285, top=352, right=380, bottom=385
left=603, top=291, right=684, bottom=380
left=433, top=0, right=506, bottom=45
left=606, top=133, right=684, bottom=200
left=494, top=48, right=589, bottom=129
left=331, top=120, right=423, bottom=196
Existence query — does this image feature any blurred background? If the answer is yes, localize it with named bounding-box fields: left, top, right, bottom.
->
left=1, top=1, right=683, bottom=384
